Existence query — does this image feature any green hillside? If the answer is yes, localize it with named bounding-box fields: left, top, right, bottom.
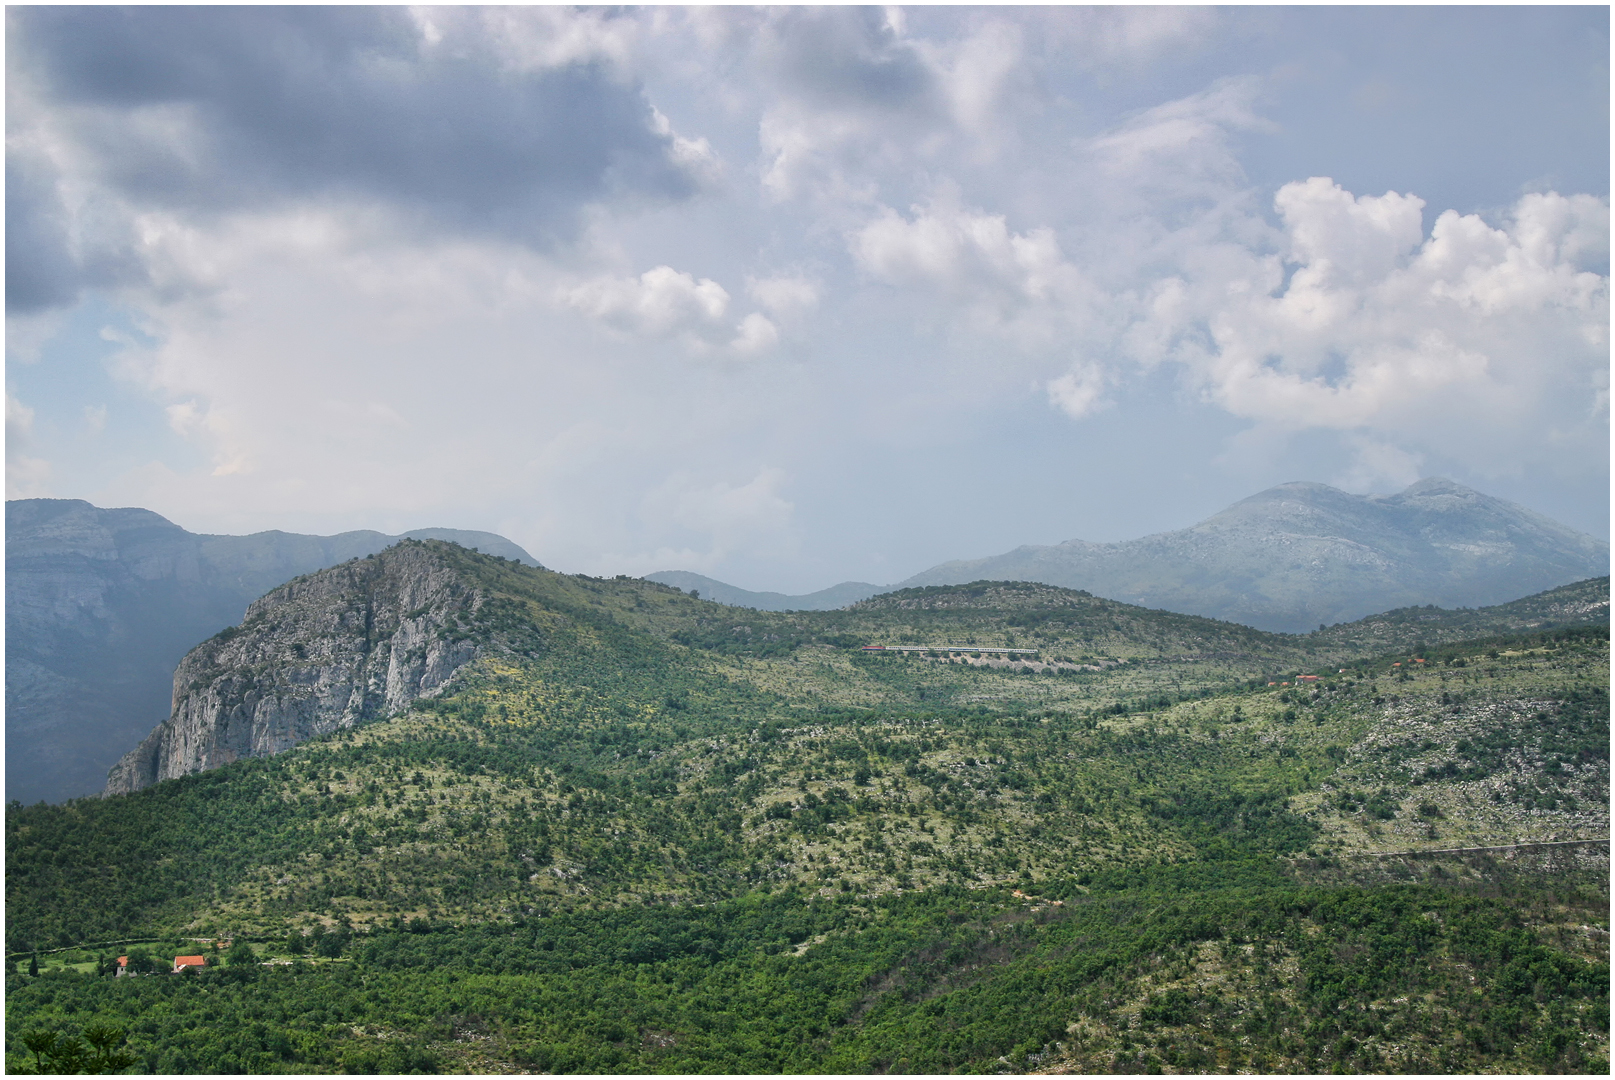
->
left=6, top=547, right=1608, bottom=1073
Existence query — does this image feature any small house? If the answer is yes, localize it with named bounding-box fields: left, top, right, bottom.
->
left=115, top=955, right=129, bottom=977
left=173, top=954, right=208, bottom=973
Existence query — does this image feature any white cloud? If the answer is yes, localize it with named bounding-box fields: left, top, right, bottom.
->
left=1121, top=180, right=1609, bottom=471
left=851, top=198, right=1087, bottom=322
left=6, top=392, right=52, bottom=497
left=1047, top=367, right=1109, bottom=420
left=1084, top=77, right=1271, bottom=200
left=729, top=313, right=780, bottom=357
left=564, top=265, right=730, bottom=337
left=651, top=107, right=723, bottom=186
left=563, top=265, right=779, bottom=358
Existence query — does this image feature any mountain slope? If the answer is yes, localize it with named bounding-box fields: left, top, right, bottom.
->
left=897, top=478, right=1608, bottom=633
left=643, top=570, right=883, bottom=611
left=5, top=498, right=539, bottom=804
left=12, top=577, right=1606, bottom=943
left=6, top=547, right=1607, bottom=1075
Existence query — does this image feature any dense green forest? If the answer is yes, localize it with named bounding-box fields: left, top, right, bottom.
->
left=6, top=551, right=1608, bottom=1072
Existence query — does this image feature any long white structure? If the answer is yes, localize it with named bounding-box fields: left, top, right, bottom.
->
left=859, top=645, right=1039, bottom=655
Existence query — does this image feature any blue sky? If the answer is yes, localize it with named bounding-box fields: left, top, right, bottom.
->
left=7, top=6, right=1608, bottom=592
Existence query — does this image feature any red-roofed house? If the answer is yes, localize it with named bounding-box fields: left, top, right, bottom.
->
left=173, top=955, right=208, bottom=972
left=115, top=955, right=129, bottom=977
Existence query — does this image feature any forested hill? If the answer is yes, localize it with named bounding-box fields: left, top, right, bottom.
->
left=5, top=545, right=1608, bottom=1074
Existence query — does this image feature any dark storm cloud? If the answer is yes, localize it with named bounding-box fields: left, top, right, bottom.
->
left=5, top=154, right=81, bottom=312
left=6, top=6, right=699, bottom=312
left=762, top=7, right=941, bottom=116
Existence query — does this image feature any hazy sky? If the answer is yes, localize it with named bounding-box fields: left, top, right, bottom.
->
left=7, top=6, right=1609, bottom=592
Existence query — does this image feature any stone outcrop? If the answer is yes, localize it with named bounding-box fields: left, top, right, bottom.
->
left=106, top=542, right=489, bottom=795
left=6, top=497, right=538, bottom=804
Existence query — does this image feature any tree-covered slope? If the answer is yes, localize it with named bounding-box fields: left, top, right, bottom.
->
left=5, top=545, right=1608, bottom=1074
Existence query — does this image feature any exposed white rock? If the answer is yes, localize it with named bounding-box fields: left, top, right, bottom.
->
left=106, top=542, right=488, bottom=795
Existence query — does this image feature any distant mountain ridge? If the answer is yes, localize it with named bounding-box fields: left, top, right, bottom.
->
left=642, top=570, right=883, bottom=611
left=647, top=479, right=1608, bottom=634
left=896, top=479, right=1607, bottom=632
left=6, top=498, right=539, bottom=804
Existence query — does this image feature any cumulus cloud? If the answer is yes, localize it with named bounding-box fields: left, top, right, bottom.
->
left=564, top=266, right=730, bottom=338
left=563, top=265, right=777, bottom=358
left=854, top=200, right=1070, bottom=299
left=1116, top=180, right=1609, bottom=470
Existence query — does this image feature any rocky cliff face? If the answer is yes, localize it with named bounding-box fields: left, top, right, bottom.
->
left=6, top=497, right=539, bottom=803
left=106, top=542, right=489, bottom=795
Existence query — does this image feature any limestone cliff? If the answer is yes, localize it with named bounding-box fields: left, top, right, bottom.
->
left=7, top=496, right=538, bottom=804
left=106, top=542, right=492, bottom=795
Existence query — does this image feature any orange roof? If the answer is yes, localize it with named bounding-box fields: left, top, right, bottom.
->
left=116, top=955, right=128, bottom=966
left=174, top=955, right=207, bottom=968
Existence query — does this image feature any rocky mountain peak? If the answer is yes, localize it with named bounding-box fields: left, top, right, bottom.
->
left=105, top=542, right=491, bottom=796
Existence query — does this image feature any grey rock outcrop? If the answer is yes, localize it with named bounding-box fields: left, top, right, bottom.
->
left=7, top=497, right=539, bottom=803
left=894, top=479, right=1608, bottom=633
left=106, top=542, right=486, bottom=795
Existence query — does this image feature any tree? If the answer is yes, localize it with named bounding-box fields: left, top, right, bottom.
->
left=27, top=954, right=38, bottom=977
left=83, top=1025, right=136, bottom=1073
left=20, top=1030, right=55, bottom=1071
left=226, top=940, right=257, bottom=966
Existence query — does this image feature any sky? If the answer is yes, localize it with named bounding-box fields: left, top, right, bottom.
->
left=6, top=6, right=1609, bottom=593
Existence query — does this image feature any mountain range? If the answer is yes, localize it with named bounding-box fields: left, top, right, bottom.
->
left=5, top=498, right=538, bottom=805
left=651, top=479, right=1609, bottom=632
left=7, top=477, right=1606, bottom=804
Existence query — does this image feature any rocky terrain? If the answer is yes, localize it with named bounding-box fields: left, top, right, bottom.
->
left=6, top=498, right=537, bottom=803
left=105, top=542, right=504, bottom=795
left=894, top=478, right=1608, bottom=632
